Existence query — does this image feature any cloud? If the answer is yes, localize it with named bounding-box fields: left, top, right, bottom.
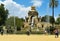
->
left=0, top=0, right=3, bottom=4
left=0, top=0, right=42, bottom=18
left=31, top=0, right=42, bottom=7
left=0, top=0, right=31, bottom=19
left=55, top=16, right=58, bottom=21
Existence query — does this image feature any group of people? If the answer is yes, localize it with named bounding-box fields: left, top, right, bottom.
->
left=26, top=27, right=59, bottom=38
left=45, top=28, right=59, bottom=38
left=0, top=27, right=59, bottom=38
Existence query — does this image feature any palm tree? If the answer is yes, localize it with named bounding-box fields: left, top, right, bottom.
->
left=49, top=0, right=58, bottom=17
left=49, top=0, right=58, bottom=26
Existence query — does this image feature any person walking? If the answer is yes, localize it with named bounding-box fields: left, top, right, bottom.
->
left=26, top=30, right=30, bottom=35
left=54, top=28, right=59, bottom=38
left=1, top=29, right=4, bottom=35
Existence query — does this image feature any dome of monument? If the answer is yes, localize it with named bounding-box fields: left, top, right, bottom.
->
left=28, top=6, right=38, bottom=16
left=31, top=6, right=36, bottom=10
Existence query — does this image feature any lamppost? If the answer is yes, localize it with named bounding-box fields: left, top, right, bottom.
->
left=13, top=11, right=16, bottom=34
left=47, top=3, right=49, bottom=23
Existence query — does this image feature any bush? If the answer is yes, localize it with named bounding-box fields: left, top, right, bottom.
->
left=16, top=31, right=27, bottom=34
left=45, top=26, right=55, bottom=34
left=31, top=31, right=45, bottom=34
left=16, top=30, right=45, bottom=34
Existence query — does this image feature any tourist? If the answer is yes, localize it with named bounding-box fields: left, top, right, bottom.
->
left=1, top=30, right=3, bottom=35
left=27, top=30, right=30, bottom=35
left=44, top=30, right=47, bottom=35
left=54, top=28, right=59, bottom=38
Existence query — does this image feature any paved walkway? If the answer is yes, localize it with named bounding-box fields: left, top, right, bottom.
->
left=0, top=34, right=60, bottom=41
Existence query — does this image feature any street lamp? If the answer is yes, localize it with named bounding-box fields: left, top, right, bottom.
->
left=13, top=11, right=16, bottom=33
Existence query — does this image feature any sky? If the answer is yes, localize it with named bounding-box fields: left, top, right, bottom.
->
left=0, top=0, right=60, bottom=19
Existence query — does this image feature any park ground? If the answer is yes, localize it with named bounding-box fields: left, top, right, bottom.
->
left=0, top=34, right=60, bottom=41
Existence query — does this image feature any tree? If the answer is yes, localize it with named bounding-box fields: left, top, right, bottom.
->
left=49, top=16, right=55, bottom=25
left=49, top=16, right=55, bottom=34
left=41, top=15, right=55, bottom=24
left=49, top=0, right=58, bottom=26
left=49, top=0, right=58, bottom=17
left=0, top=4, right=9, bottom=26
left=15, top=17, right=25, bottom=27
left=56, top=14, right=60, bottom=24
left=41, top=15, right=48, bottom=22
left=6, top=16, right=25, bottom=31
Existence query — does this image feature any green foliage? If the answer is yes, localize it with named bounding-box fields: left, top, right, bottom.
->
left=50, top=26, right=56, bottom=34
left=49, top=0, right=58, bottom=8
left=41, top=16, right=46, bottom=22
left=16, top=17, right=25, bottom=27
left=41, top=15, right=55, bottom=24
left=0, top=4, right=9, bottom=26
left=41, top=15, right=48, bottom=22
left=49, top=16, right=55, bottom=24
left=49, top=0, right=58, bottom=18
left=6, top=16, right=25, bottom=27
left=56, top=15, right=60, bottom=24
left=45, top=26, right=55, bottom=34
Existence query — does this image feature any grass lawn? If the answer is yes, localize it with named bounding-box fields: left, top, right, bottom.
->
left=0, top=34, right=60, bottom=41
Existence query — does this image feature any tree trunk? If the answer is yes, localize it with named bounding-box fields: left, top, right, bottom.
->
left=52, top=7, right=54, bottom=27
left=52, top=7, right=54, bottom=17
